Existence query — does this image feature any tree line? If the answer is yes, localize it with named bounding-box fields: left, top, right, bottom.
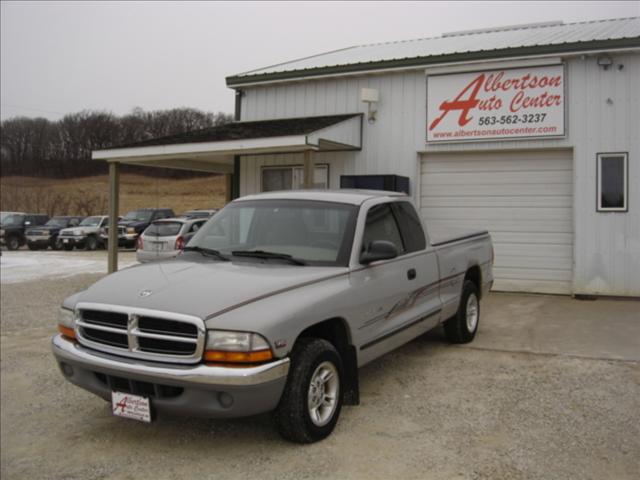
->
left=0, top=107, right=233, bottom=178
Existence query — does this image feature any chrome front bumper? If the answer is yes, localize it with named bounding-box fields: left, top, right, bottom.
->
left=52, top=334, right=289, bottom=387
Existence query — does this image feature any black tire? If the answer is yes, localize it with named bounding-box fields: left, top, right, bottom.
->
left=7, top=236, right=21, bottom=250
left=85, top=235, right=98, bottom=251
left=275, top=338, right=344, bottom=443
left=51, top=237, right=61, bottom=250
left=63, top=244, right=74, bottom=251
left=27, top=242, right=39, bottom=251
left=444, top=280, right=480, bottom=344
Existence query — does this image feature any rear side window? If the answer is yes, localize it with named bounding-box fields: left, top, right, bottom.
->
left=188, top=221, right=205, bottom=233
left=362, top=204, right=405, bottom=254
left=391, top=202, right=426, bottom=253
left=145, top=222, right=182, bottom=236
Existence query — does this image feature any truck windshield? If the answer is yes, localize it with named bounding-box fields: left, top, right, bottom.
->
left=45, top=218, right=69, bottom=227
left=79, top=216, right=102, bottom=227
left=123, top=210, right=153, bottom=222
left=188, top=200, right=357, bottom=267
left=2, top=214, right=25, bottom=226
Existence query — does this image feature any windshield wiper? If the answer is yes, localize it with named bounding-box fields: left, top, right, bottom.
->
left=183, top=246, right=229, bottom=261
left=231, top=250, right=307, bottom=266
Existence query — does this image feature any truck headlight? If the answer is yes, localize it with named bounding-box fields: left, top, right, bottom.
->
left=126, top=227, right=136, bottom=234
left=58, top=308, right=77, bottom=340
left=204, top=331, right=273, bottom=364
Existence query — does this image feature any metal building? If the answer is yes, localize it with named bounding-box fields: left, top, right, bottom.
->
left=94, top=17, right=640, bottom=297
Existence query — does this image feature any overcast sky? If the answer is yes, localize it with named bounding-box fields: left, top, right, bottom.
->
left=1, top=1, right=638, bottom=120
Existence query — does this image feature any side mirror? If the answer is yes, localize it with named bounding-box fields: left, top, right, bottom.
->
left=360, top=240, right=398, bottom=264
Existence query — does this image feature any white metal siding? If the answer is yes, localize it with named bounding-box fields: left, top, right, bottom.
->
left=238, top=52, right=640, bottom=296
left=421, top=150, right=574, bottom=294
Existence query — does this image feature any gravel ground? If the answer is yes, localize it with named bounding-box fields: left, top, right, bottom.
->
left=1, top=274, right=639, bottom=480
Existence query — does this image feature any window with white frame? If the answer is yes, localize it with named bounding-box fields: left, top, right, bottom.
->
left=262, top=164, right=329, bottom=192
left=597, top=153, right=628, bottom=212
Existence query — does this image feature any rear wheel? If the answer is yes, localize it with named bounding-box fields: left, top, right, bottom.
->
left=275, top=338, right=343, bottom=443
left=85, top=235, right=98, bottom=251
left=444, top=280, right=480, bottom=344
left=51, top=238, right=62, bottom=250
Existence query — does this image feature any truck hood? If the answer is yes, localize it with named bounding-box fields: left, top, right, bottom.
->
left=76, top=258, right=347, bottom=320
left=26, top=226, right=62, bottom=234
left=60, top=226, right=97, bottom=235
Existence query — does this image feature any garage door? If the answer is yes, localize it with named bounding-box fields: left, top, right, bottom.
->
left=420, top=150, right=573, bottom=294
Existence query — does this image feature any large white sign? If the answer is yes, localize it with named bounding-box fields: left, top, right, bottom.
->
left=427, top=65, right=565, bottom=142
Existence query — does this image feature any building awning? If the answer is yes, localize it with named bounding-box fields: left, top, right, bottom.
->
left=92, top=114, right=363, bottom=173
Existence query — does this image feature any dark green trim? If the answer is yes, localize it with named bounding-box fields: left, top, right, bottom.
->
left=232, top=89, right=242, bottom=199
left=232, top=156, right=240, bottom=199
left=226, top=38, right=640, bottom=86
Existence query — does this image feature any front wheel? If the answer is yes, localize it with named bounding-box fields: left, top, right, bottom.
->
left=274, top=338, right=344, bottom=443
left=7, top=236, right=21, bottom=250
left=85, top=236, right=98, bottom=251
left=443, top=280, right=480, bottom=344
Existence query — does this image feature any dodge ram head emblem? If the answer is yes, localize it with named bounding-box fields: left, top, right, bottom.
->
left=138, top=289, right=153, bottom=298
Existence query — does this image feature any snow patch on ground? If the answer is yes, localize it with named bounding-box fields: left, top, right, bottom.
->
left=0, top=251, right=138, bottom=284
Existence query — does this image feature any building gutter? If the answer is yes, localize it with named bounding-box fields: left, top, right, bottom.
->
left=226, top=38, right=640, bottom=87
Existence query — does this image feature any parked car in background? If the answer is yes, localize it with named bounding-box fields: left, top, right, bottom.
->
left=182, top=209, right=218, bottom=219
left=53, top=190, right=493, bottom=443
left=101, top=208, right=175, bottom=249
left=58, top=215, right=118, bottom=251
left=0, top=213, right=50, bottom=250
left=136, top=216, right=207, bottom=263
left=26, top=216, right=84, bottom=250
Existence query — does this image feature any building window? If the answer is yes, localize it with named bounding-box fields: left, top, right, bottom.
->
left=597, top=153, right=628, bottom=212
left=262, top=164, right=329, bottom=192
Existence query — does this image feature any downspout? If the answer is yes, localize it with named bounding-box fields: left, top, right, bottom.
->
left=232, top=89, right=243, bottom=199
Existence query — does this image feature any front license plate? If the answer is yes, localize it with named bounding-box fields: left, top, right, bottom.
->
left=111, top=391, right=151, bottom=423
left=62, top=238, right=69, bottom=243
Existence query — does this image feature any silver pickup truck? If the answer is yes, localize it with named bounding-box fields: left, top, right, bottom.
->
left=52, top=190, right=493, bottom=443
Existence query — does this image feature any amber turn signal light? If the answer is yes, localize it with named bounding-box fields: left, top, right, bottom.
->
left=58, top=324, right=76, bottom=340
left=204, top=349, right=273, bottom=364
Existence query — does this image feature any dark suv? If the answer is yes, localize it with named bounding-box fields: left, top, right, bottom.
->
left=101, top=208, right=175, bottom=248
left=0, top=213, right=50, bottom=250
left=26, top=216, right=85, bottom=250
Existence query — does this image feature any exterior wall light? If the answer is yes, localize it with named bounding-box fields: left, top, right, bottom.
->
left=360, top=88, right=379, bottom=124
left=597, top=56, right=613, bottom=70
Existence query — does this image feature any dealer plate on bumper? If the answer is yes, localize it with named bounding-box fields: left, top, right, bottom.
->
left=111, top=391, right=151, bottom=423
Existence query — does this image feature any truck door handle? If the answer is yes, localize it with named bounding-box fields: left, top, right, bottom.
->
left=407, top=269, right=416, bottom=280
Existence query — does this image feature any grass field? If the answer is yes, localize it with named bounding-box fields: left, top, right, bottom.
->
left=0, top=173, right=228, bottom=216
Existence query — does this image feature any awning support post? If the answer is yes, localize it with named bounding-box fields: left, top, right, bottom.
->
left=108, top=162, right=120, bottom=274
left=224, top=174, right=233, bottom=203
left=303, top=150, right=314, bottom=189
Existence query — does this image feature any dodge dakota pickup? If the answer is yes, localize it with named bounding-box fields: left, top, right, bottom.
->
left=52, top=190, right=493, bottom=443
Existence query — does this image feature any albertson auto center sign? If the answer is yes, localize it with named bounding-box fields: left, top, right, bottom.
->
left=427, top=65, right=565, bottom=142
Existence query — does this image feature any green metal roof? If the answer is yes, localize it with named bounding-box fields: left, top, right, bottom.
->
left=227, top=17, right=640, bottom=86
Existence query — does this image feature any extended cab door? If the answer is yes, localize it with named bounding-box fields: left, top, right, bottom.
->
left=349, top=200, right=441, bottom=366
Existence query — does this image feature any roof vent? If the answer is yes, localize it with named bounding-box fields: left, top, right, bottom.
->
left=442, top=20, right=563, bottom=37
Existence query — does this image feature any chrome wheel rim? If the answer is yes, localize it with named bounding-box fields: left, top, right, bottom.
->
left=466, top=293, right=479, bottom=332
left=307, top=361, right=339, bottom=427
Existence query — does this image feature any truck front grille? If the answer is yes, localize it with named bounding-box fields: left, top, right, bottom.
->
left=75, top=304, right=205, bottom=364
left=94, top=372, right=183, bottom=398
